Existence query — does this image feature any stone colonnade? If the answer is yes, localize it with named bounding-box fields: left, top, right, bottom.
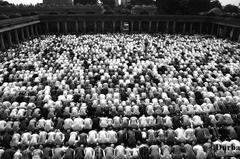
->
left=43, top=20, right=240, bottom=42
left=0, top=24, right=39, bottom=50
left=1, top=17, right=240, bottom=50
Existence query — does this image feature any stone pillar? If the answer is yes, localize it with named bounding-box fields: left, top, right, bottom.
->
left=102, top=21, right=104, bottom=33
left=120, top=21, right=123, bottom=32
left=210, top=23, right=214, bottom=35
left=217, top=24, right=220, bottom=37
left=148, top=21, right=152, bottom=33
left=0, top=33, right=5, bottom=50
left=35, top=25, right=39, bottom=36
left=14, top=30, right=19, bottom=44
left=76, top=21, right=79, bottom=33
left=39, top=23, right=44, bottom=35
left=64, top=22, right=68, bottom=33
left=223, top=26, right=227, bottom=38
left=156, top=21, right=159, bottom=33
left=131, top=21, right=134, bottom=32
left=200, top=23, right=203, bottom=34
left=113, top=21, right=116, bottom=32
left=7, top=31, right=13, bottom=47
left=166, top=21, right=169, bottom=33
left=83, top=21, right=86, bottom=33
left=183, top=23, right=186, bottom=34
left=190, top=23, right=193, bottom=34
left=94, top=21, right=97, bottom=33
left=26, top=27, right=30, bottom=39
left=57, top=22, right=60, bottom=33
left=138, top=21, right=141, bottom=32
left=21, top=28, right=25, bottom=41
left=173, top=21, right=176, bottom=34
left=230, top=28, right=234, bottom=40
left=30, top=25, right=34, bottom=37
left=46, top=22, right=49, bottom=33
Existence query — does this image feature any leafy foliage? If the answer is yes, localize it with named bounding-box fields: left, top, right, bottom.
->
left=74, top=0, right=97, bottom=5
left=224, top=4, right=239, bottom=13
left=156, top=0, right=226, bottom=15
left=101, top=0, right=115, bottom=7
left=130, top=0, right=154, bottom=5
left=187, top=0, right=211, bottom=14
left=210, top=0, right=222, bottom=10
left=0, top=0, right=12, bottom=6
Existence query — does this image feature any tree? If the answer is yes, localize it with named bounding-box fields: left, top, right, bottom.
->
left=131, top=0, right=154, bottom=5
left=0, top=0, right=12, bottom=6
left=156, top=0, right=195, bottom=14
left=178, top=0, right=190, bottom=14
left=223, top=4, right=239, bottom=13
left=74, top=0, right=97, bottom=5
left=156, top=0, right=215, bottom=14
left=156, top=0, right=182, bottom=14
left=210, top=0, right=222, bottom=10
left=101, top=0, right=115, bottom=7
left=187, top=0, right=211, bottom=14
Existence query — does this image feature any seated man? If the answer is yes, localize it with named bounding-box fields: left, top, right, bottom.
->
left=150, top=144, right=161, bottom=159
left=108, top=129, right=118, bottom=144
left=30, top=133, right=40, bottom=146
left=98, top=128, right=108, bottom=144
left=115, top=143, right=126, bottom=159
left=139, top=115, right=148, bottom=128
left=10, top=132, right=21, bottom=147
left=113, top=116, right=122, bottom=129
left=47, top=131, right=56, bottom=145
left=55, top=129, right=65, bottom=146
left=105, top=144, right=115, bottom=159
left=44, top=119, right=54, bottom=132
left=193, top=144, right=207, bottom=159
left=68, top=131, right=78, bottom=146
left=175, top=127, right=186, bottom=143
left=21, top=131, right=32, bottom=146
left=138, top=144, right=149, bottom=159
left=84, top=118, right=93, bottom=130
left=72, top=117, right=84, bottom=131
left=63, top=118, right=73, bottom=130
left=0, top=120, right=6, bottom=132
left=85, top=147, right=95, bottom=159
left=191, top=115, right=203, bottom=127
left=87, top=130, right=98, bottom=145
left=100, top=117, right=109, bottom=128
left=184, top=127, right=196, bottom=144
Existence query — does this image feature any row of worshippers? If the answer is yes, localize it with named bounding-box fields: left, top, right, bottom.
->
left=1, top=125, right=240, bottom=149
left=0, top=111, right=238, bottom=133
left=1, top=97, right=240, bottom=120
left=0, top=141, right=240, bottom=159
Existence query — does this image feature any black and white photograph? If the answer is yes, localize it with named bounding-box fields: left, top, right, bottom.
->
left=0, top=0, right=240, bottom=159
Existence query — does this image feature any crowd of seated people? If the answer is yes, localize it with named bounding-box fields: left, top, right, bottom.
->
left=0, top=34, right=240, bottom=159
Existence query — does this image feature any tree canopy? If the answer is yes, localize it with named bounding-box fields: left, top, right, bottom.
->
left=74, top=0, right=97, bottom=5
left=0, top=0, right=12, bottom=6
left=210, top=0, right=222, bottom=10
left=224, top=4, right=239, bottom=13
left=156, top=0, right=228, bottom=15
left=130, top=0, right=154, bottom=5
left=101, top=0, right=115, bottom=7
